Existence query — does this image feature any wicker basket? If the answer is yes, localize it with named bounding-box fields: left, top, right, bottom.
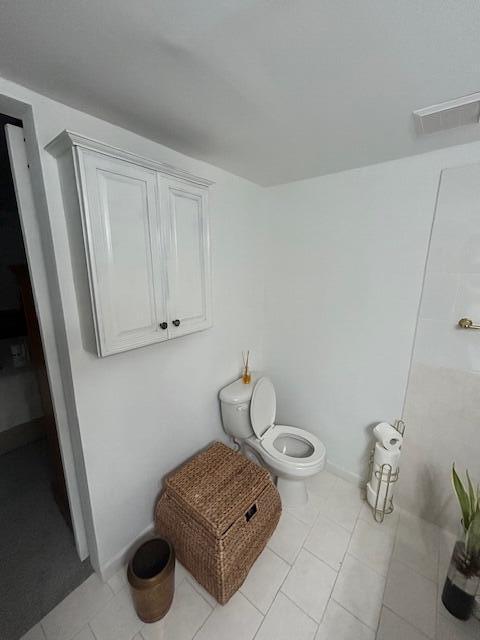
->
left=155, top=441, right=281, bottom=604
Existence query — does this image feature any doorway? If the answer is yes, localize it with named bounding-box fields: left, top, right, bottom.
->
left=0, top=114, right=92, bottom=640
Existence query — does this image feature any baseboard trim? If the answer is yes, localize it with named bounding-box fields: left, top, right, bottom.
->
left=99, top=462, right=363, bottom=581
left=98, top=521, right=154, bottom=582
left=326, top=460, right=364, bottom=488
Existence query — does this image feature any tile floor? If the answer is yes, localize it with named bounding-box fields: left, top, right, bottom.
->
left=21, top=471, right=480, bottom=640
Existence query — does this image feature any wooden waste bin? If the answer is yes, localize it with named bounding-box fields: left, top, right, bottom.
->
left=127, top=537, right=175, bottom=623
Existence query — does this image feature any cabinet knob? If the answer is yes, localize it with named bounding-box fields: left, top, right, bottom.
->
left=159, top=322, right=168, bottom=330
left=172, top=319, right=181, bottom=327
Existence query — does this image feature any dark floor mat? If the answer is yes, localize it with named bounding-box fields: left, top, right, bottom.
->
left=0, top=438, right=92, bottom=639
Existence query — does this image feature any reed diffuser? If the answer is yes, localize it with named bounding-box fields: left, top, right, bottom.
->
left=242, top=351, right=251, bottom=384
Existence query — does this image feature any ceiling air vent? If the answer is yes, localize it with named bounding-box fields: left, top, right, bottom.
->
left=413, top=92, right=480, bottom=135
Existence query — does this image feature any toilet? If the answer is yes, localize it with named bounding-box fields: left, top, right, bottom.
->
left=219, top=374, right=326, bottom=506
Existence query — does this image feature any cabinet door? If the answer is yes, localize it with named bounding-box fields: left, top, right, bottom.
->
left=161, top=177, right=212, bottom=338
left=78, top=150, right=168, bottom=355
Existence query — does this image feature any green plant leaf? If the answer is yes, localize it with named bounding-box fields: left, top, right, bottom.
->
left=466, top=510, right=480, bottom=558
left=466, top=470, right=476, bottom=514
left=452, top=464, right=472, bottom=532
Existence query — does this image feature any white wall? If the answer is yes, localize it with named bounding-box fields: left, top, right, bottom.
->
left=0, top=76, right=267, bottom=575
left=4, top=72, right=480, bottom=572
left=399, top=163, right=480, bottom=532
left=264, top=142, right=480, bottom=484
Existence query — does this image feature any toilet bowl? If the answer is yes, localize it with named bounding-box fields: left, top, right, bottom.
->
left=219, top=375, right=326, bottom=506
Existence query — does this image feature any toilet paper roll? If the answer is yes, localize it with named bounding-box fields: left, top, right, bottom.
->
left=373, top=442, right=401, bottom=473
left=373, top=422, right=403, bottom=451
left=367, top=480, right=393, bottom=511
left=370, top=442, right=401, bottom=493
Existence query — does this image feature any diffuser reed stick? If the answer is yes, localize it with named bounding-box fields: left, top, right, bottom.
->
left=242, top=350, right=251, bottom=384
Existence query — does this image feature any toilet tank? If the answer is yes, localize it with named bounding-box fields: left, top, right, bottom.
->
left=219, top=375, right=258, bottom=439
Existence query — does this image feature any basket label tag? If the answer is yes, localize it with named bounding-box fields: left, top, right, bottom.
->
left=245, top=504, right=257, bottom=522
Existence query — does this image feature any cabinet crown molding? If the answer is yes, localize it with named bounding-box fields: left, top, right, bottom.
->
left=45, top=130, right=215, bottom=188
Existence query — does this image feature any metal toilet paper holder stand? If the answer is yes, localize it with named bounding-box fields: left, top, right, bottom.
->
left=368, top=419, right=405, bottom=524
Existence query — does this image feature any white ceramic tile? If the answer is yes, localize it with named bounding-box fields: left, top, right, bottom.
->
left=174, top=561, right=189, bottom=587
left=267, top=512, right=310, bottom=564
left=377, top=607, right=430, bottom=640
left=72, top=628, right=96, bottom=640
left=286, top=491, right=324, bottom=526
left=315, top=599, right=375, bottom=640
left=186, top=575, right=218, bottom=608
left=438, top=588, right=479, bottom=640
left=392, top=537, right=439, bottom=583
left=281, top=549, right=336, bottom=623
left=332, top=554, right=385, bottom=630
left=240, top=547, right=290, bottom=614
left=193, top=591, right=262, bottom=640
left=140, top=580, right=212, bottom=640
left=358, top=501, right=400, bottom=533
left=306, top=470, right=337, bottom=499
left=436, top=610, right=480, bottom=640
left=254, top=592, right=317, bottom=640
left=383, top=560, right=437, bottom=639
left=303, top=513, right=350, bottom=571
left=348, top=518, right=395, bottom=576
left=318, top=477, right=363, bottom=532
left=396, top=508, right=441, bottom=550
left=107, top=567, right=127, bottom=594
left=41, top=574, right=114, bottom=640
left=21, top=624, right=46, bottom=640
left=437, top=528, right=456, bottom=586
left=89, top=586, right=142, bottom=640
left=393, top=512, right=440, bottom=582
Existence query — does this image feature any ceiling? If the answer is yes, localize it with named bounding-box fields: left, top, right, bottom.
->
left=1, top=1, right=480, bottom=185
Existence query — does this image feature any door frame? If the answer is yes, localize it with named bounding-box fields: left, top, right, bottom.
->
left=1, top=95, right=95, bottom=567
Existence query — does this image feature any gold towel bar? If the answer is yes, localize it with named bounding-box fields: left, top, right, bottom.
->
left=458, top=318, right=480, bottom=330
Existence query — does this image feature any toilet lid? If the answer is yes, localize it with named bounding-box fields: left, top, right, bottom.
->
left=250, top=377, right=276, bottom=438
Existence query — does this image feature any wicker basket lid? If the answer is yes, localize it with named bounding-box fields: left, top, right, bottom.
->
left=165, top=442, right=271, bottom=537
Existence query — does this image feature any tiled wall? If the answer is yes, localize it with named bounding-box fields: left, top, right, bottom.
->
left=399, top=163, right=480, bottom=532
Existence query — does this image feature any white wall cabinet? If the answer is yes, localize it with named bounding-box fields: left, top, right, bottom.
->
left=47, top=132, right=213, bottom=356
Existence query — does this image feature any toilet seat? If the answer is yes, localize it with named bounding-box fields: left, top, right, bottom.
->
left=261, top=425, right=324, bottom=465
left=247, top=425, right=325, bottom=478
left=248, top=377, right=325, bottom=476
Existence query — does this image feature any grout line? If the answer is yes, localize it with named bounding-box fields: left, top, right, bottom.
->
left=278, top=499, right=357, bottom=634
left=343, top=550, right=390, bottom=580
left=251, top=541, right=303, bottom=639
left=88, top=622, right=99, bottom=640
left=302, top=544, right=345, bottom=574
left=185, top=576, right=217, bottom=609
left=317, top=536, right=351, bottom=628
left=312, top=506, right=380, bottom=632
left=381, top=603, right=433, bottom=639
left=239, top=589, right=268, bottom=618
left=330, top=597, right=379, bottom=632
left=280, top=590, right=320, bottom=627
left=191, top=604, right=216, bottom=640
left=278, top=581, right=324, bottom=623
left=265, top=544, right=293, bottom=567
left=388, top=555, right=438, bottom=585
